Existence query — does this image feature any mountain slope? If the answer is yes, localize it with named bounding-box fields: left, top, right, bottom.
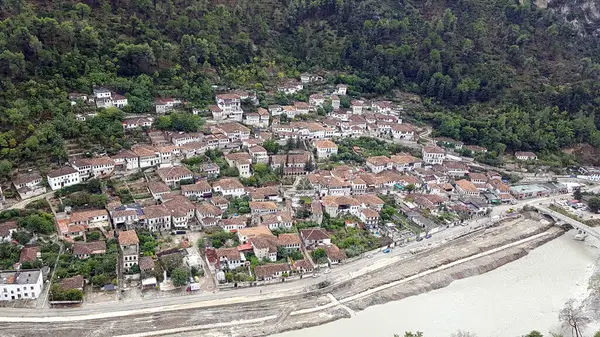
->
left=0, top=0, right=600, bottom=169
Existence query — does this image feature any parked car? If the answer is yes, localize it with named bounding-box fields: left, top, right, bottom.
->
left=383, top=248, right=391, bottom=254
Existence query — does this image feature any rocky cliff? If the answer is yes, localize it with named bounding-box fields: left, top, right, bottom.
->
left=548, top=0, right=600, bottom=35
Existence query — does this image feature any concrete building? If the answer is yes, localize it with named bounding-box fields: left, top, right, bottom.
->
left=422, top=146, right=445, bottom=165
left=313, top=140, right=338, bottom=160
left=118, top=230, right=139, bottom=271
left=47, top=166, right=80, bottom=191
left=0, top=269, right=43, bottom=301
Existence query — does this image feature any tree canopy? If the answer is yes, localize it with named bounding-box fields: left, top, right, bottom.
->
left=1, top=0, right=600, bottom=168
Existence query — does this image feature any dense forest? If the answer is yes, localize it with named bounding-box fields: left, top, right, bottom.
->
left=2, top=0, right=600, bottom=172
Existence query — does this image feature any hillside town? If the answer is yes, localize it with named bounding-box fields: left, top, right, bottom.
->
left=0, top=75, right=598, bottom=307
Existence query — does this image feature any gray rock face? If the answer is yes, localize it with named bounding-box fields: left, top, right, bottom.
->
left=548, top=0, right=600, bottom=35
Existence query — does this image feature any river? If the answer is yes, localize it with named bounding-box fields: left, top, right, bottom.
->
left=274, top=233, right=600, bottom=337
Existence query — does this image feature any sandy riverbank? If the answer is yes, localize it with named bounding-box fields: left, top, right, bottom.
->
left=0, top=214, right=564, bottom=337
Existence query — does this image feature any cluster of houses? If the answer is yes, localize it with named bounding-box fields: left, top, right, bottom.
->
left=206, top=225, right=344, bottom=281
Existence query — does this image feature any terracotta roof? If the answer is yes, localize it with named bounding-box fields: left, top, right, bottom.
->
left=311, top=201, right=323, bottom=215
left=218, top=122, right=250, bottom=134
left=87, top=157, right=115, bottom=166
left=250, top=235, right=278, bottom=252
left=277, top=233, right=301, bottom=246
left=211, top=196, right=229, bottom=206
left=238, top=226, right=273, bottom=239
left=361, top=208, right=379, bottom=218
left=216, top=247, right=242, bottom=261
left=225, top=152, right=252, bottom=163
left=19, top=246, right=39, bottom=263
left=391, top=123, right=415, bottom=132
left=132, top=144, right=158, bottom=157
left=196, top=202, right=223, bottom=216
left=143, top=205, right=170, bottom=219
left=111, top=150, right=137, bottom=159
left=47, top=166, right=77, bottom=178
left=13, top=173, right=42, bottom=186
left=293, top=259, right=313, bottom=271
left=0, top=221, right=17, bottom=237
left=361, top=194, right=385, bottom=207
left=118, top=230, right=139, bottom=245
left=147, top=181, right=170, bottom=194
left=249, top=145, right=267, bottom=154
left=157, top=166, right=193, bottom=181
left=423, top=146, right=445, bottom=154
left=367, top=156, right=391, bottom=166
left=300, top=228, right=330, bottom=241
left=59, top=275, right=84, bottom=290
left=216, top=93, right=241, bottom=100
left=70, top=209, right=108, bottom=223
left=163, top=196, right=194, bottom=217
left=213, top=178, right=244, bottom=190
left=139, top=256, right=155, bottom=271
left=181, top=181, right=211, bottom=192
left=469, top=173, right=488, bottom=181
left=73, top=241, right=106, bottom=256
left=254, top=263, right=291, bottom=278
left=455, top=179, right=478, bottom=193
left=322, top=195, right=360, bottom=207
left=324, top=244, right=346, bottom=261
left=249, top=201, right=278, bottom=211
left=313, top=140, right=337, bottom=149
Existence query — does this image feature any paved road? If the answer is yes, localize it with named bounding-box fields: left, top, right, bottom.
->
left=4, top=190, right=55, bottom=210
left=0, top=188, right=594, bottom=320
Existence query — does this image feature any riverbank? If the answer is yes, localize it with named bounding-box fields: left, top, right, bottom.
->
left=0, top=214, right=565, bottom=337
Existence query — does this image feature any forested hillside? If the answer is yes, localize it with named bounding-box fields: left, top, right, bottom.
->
left=1, top=0, right=600, bottom=172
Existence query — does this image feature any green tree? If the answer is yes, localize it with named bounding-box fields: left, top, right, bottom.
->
left=311, top=248, right=327, bottom=264
left=0, top=160, right=13, bottom=181
left=588, top=197, right=600, bottom=213
left=171, top=267, right=189, bottom=287
left=263, top=139, right=280, bottom=154
left=523, top=331, right=543, bottom=337
left=12, top=231, right=32, bottom=245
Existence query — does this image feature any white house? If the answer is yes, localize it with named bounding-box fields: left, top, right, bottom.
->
left=212, top=178, right=246, bottom=197
left=0, top=221, right=17, bottom=242
left=111, top=150, right=139, bottom=171
left=215, top=248, right=246, bottom=270
left=122, top=117, right=153, bottom=130
left=12, top=173, right=45, bottom=200
left=215, top=93, right=241, bottom=113
left=309, top=94, right=325, bottom=107
left=0, top=269, right=44, bottom=301
left=313, top=140, right=338, bottom=160
left=118, top=230, right=139, bottom=271
left=157, top=166, right=193, bottom=187
left=391, top=123, right=415, bottom=140
left=335, top=84, right=347, bottom=96
left=515, top=151, right=537, bottom=161
left=155, top=98, right=182, bottom=114
left=299, top=228, right=331, bottom=247
left=366, top=156, right=393, bottom=174
left=422, top=146, right=445, bottom=165
left=248, top=146, right=269, bottom=164
left=132, top=145, right=161, bottom=168
left=47, top=166, right=80, bottom=190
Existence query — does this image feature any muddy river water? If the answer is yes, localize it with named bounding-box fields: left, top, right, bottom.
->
left=274, top=233, right=600, bottom=337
